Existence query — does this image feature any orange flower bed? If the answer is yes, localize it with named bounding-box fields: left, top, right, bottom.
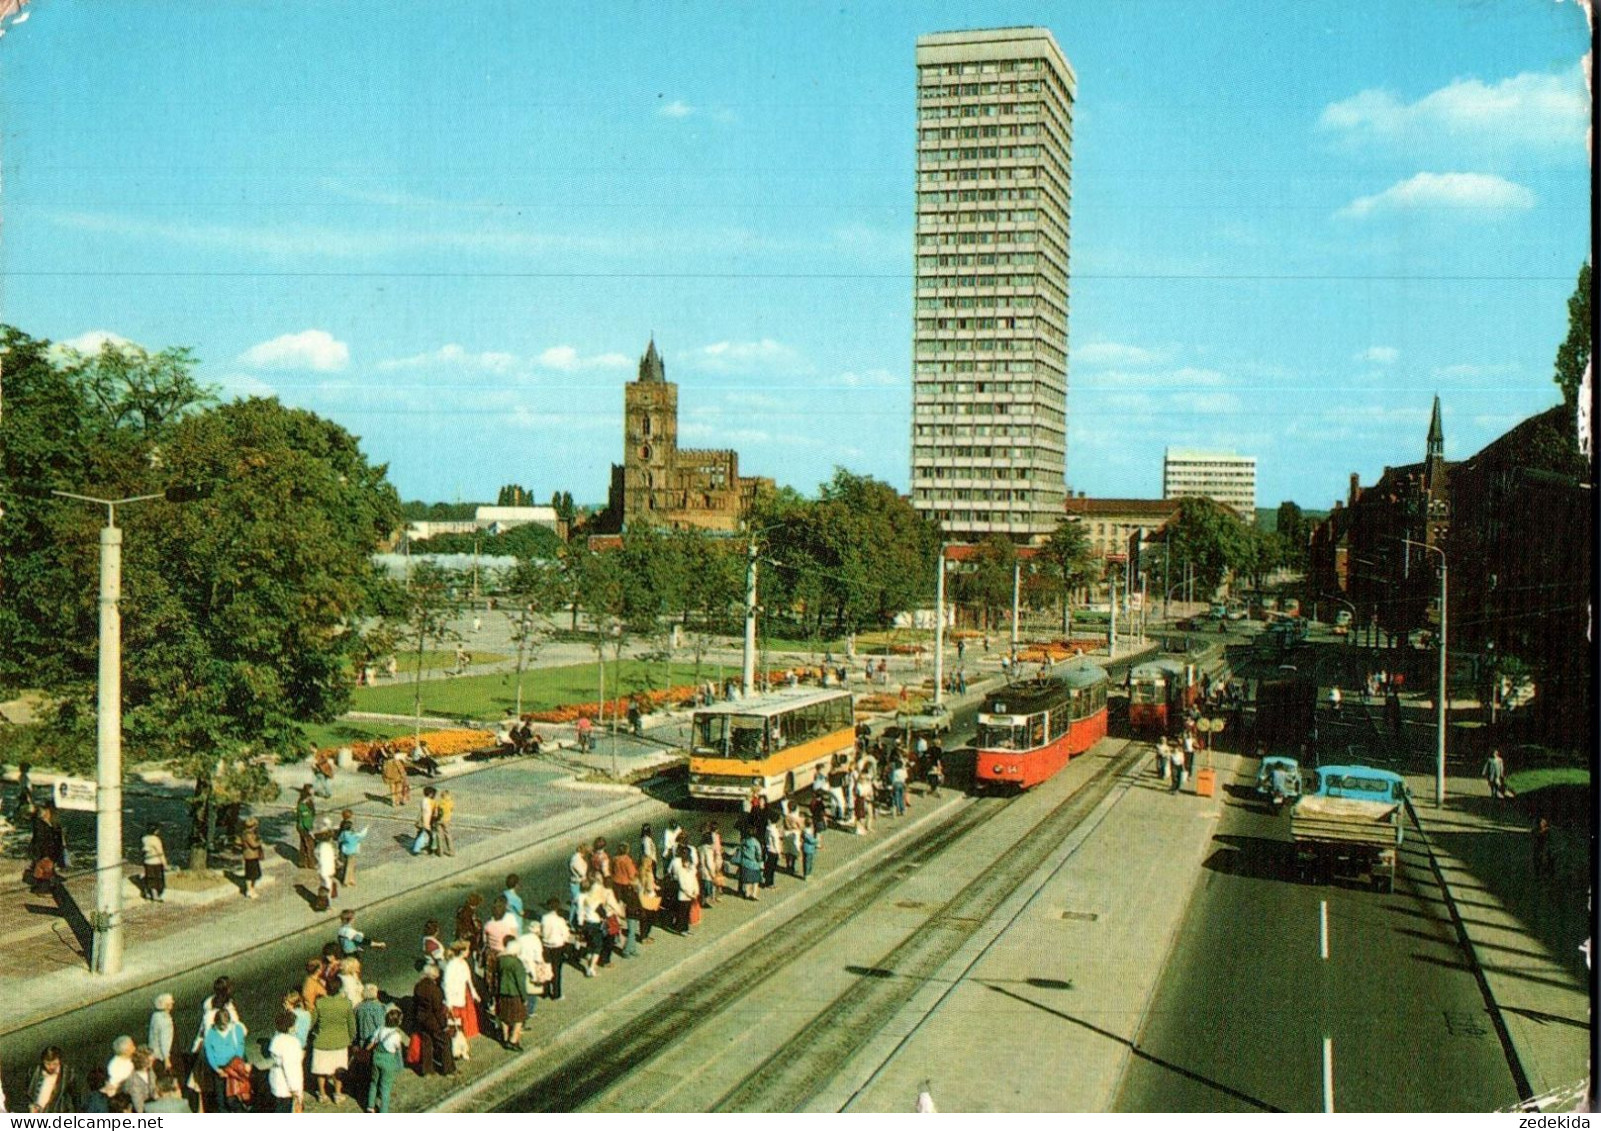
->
left=1016, top=638, right=1101, bottom=664
left=338, top=729, right=495, bottom=766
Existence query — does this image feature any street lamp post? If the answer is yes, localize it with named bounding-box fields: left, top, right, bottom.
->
left=52, top=489, right=167, bottom=977
left=1403, top=539, right=1448, bottom=808
left=933, top=544, right=948, bottom=707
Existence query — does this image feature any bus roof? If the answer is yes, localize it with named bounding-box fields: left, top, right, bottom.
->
left=690, top=687, right=851, bottom=718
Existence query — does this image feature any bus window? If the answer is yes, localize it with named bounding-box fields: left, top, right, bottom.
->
left=729, top=716, right=767, bottom=759
left=694, top=715, right=729, bottom=756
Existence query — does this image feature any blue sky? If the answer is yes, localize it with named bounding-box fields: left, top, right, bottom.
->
left=0, top=0, right=1590, bottom=511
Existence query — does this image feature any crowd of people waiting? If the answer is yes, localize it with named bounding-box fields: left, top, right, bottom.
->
left=5, top=722, right=948, bottom=1115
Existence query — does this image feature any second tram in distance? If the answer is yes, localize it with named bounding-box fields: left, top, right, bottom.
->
left=975, top=658, right=1109, bottom=790
left=1127, top=657, right=1195, bottom=736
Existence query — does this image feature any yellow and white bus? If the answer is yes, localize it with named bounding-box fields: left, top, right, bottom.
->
left=687, top=688, right=856, bottom=803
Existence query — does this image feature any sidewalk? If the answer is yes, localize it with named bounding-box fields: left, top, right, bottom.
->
left=0, top=754, right=661, bottom=1038
left=1401, top=770, right=1591, bottom=1111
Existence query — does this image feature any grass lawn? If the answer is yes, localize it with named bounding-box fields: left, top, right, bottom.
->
left=1505, top=767, right=1590, bottom=795
left=303, top=719, right=420, bottom=751
left=349, top=657, right=727, bottom=719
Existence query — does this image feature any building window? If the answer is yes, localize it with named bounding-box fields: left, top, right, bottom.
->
left=640, top=445, right=651, bottom=460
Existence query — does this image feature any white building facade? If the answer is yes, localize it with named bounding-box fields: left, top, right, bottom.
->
left=910, top=27, right=1075, bottom=542
left=1161, top=449, right=1257, bottom=522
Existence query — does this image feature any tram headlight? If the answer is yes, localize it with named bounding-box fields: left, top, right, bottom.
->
left=992, top=763, right=1003, bottom=774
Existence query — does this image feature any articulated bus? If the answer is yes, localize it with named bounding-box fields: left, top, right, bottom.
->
left=976, top=658, right=1109, bottom=791
left=687, top=688, right=856, bottom=804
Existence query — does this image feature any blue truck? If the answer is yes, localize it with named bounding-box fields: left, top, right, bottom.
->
left=1289, top=765, right=1406, bottom=892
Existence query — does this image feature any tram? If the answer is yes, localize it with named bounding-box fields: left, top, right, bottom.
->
left=1127, top=657, right=1196, bottom=735
left=975, top=658, right=1109, bottom=790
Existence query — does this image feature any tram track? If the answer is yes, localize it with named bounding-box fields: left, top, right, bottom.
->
left=712, top=738, right=1144, bottom=1112
left=482, top=736, right=1143, bottom=1113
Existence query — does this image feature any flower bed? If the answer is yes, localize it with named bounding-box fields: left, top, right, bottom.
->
left=1016, top=638, right=1102, bottom=664
left=339, top=729, right=495, bottom=766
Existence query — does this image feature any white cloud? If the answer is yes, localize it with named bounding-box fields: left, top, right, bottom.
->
left=1358, top=346, right=1399, bottom=365
left=213, top=371, right=279, bottom=399
left=658, top=100, right=694, bottom=119
left=535, top=346, right=630, bottom=372
left=59, top=329, right=137, bottom=354
left=1074, top=341, right=1171, bottom=367
left=688, top=339, right=808, bottom=375
left=376, top=344, right=518, bottom=374
left=239, top=329, right=349, bottom=371
left=1336, top=172, right=1534, bottom=219
left=1320, top=66, right=1589, bottom=154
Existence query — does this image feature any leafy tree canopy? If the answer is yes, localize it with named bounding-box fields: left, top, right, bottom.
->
left=1163, top=496, right=1253, bottom=597
left=1553, top=261, right=1591, bottom=411
left=0, top=326, right=401, bottom=774
left=414, top=520, right=563, bottom=560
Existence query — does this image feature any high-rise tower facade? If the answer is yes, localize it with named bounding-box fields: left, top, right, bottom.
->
left=910, top=27, right=1075, bottom=542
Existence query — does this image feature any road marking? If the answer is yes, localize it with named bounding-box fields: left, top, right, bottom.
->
left=1320, top=900, right=1329, bottom=960
left=1323, top=1036, right=1335, bottom=1113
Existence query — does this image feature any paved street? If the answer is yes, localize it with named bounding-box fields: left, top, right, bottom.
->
left=1114, top=763, right=1520, bottom=1112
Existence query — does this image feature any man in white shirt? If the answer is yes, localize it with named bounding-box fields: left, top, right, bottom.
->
left=539, top=899, right=574, bottom=1001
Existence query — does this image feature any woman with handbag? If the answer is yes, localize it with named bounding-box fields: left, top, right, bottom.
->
left=637, top=853, right=661, bottom=944
left=669, top=843, right=701, bottom=933
left=576, top=873, right=611, bottom=976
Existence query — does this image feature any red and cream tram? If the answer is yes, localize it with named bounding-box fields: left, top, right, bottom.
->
left=1127, top=657, right=1196, bottom=736
left=976, top=658, right=1109, bottom=790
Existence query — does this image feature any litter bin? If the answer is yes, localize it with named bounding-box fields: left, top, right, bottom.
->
left=1193, top=767, right=1216, bottom=797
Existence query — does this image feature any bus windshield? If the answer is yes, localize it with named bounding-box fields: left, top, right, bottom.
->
left=693, top=713, right=769, bottom=759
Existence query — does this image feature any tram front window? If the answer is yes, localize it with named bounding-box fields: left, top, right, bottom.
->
left=978, top=722, right=1024, bottom=749
left=1131, top=681, right=1164, bottom=705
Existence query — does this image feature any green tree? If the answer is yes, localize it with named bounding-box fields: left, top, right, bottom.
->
left=498, top=558, right=562, bottom=715
left=390, top=561, right=461, bottom=737
left=138, top=396, right=404, bottom=764
left=1038, top=517, right=1100, bottom=636
left=415, top=521, right=562, bottom=560
left=1164, top=497, right=1252, bottom=598
left=1274, top=501, right=1309, bottom=573
left=953, top=535, right=1018, bottom=632
left=550, top=491, right=576, bottom=524
left=1, top=328, right=401, bottom=774
left=496, top=483, right=529, bottom=507
left=1553, top=261, right=1591, bottom=411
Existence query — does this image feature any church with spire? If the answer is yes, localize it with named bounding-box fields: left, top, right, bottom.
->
left=600, top=339, right=773, bottom=533
left=1308, top=394, right=1455, bottom=643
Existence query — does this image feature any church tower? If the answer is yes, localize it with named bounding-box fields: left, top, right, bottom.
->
left=622, top=339, right=678, bottom=525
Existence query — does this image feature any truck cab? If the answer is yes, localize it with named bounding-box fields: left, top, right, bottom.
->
left=1304, top=765, right=1406, bottom=804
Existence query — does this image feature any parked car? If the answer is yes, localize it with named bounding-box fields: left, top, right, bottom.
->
left=896, top=701, right=953, bottom=738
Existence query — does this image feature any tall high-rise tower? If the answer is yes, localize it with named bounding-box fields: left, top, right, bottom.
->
left=910, top=27, right=1075, bottom=542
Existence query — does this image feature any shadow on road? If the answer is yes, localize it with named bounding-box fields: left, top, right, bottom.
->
left=979, top=982, right=1282, bottom=1113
